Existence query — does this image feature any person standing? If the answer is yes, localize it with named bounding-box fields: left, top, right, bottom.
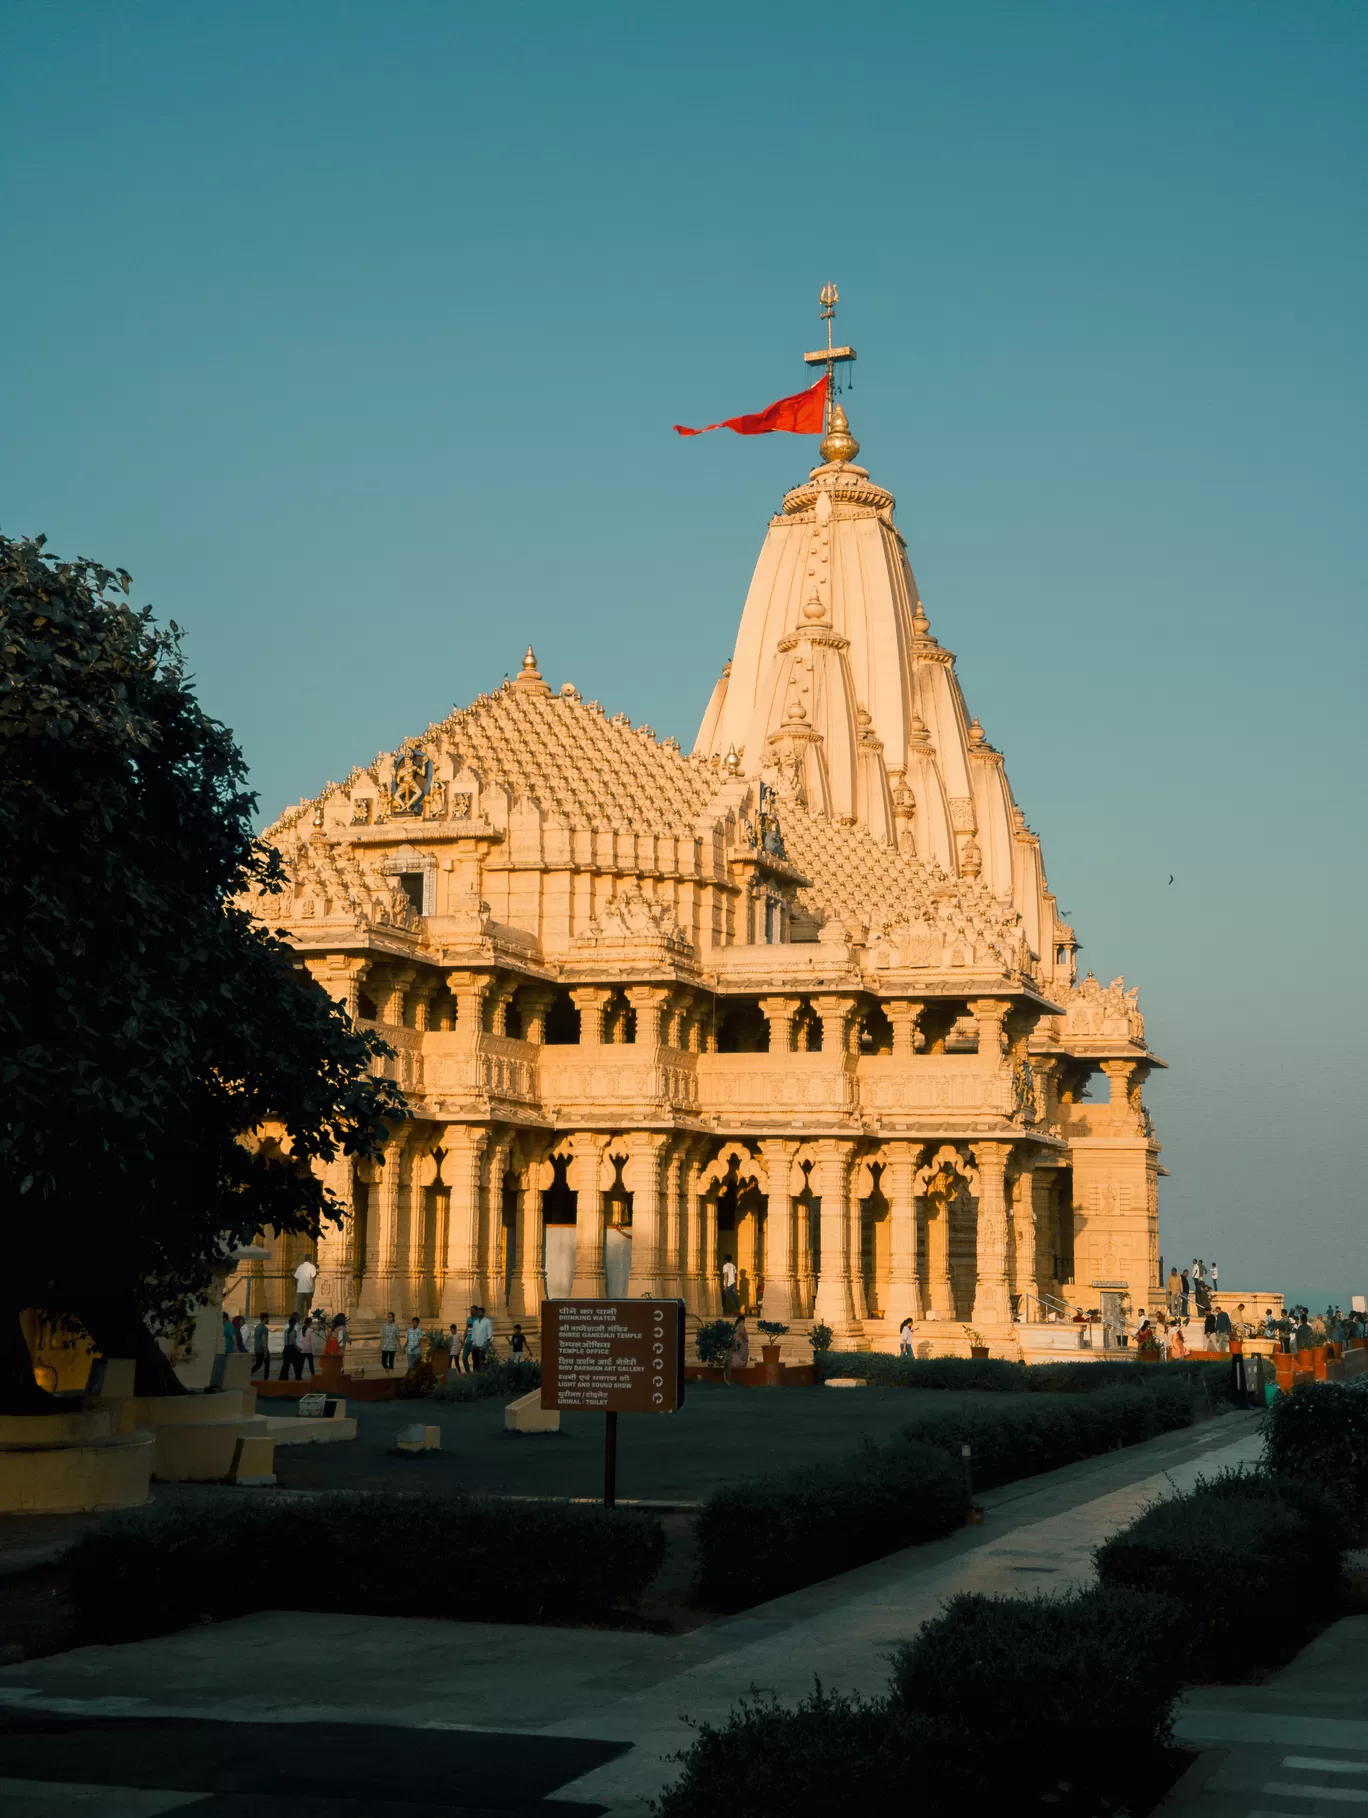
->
left=404, top=1317, right=424, bottom=1372
left=1166, top=1266, right=1181, bottom=1317
left=298, top=1313, right=317, bottom=1377
left=460, top=1307, right=478, bottom=1373
left=251, top=1314, right=271, bottom=1380
left=721, top=1255, right=739, bottom=1316
left=293, top=1256, right=318, bottom=1320
left=509, top=1323, right=531, bottom=1364
left=221, top=1310, right=236, bottom=1354
left=231, top=1314, right=248, bottom=1352
left=470, top=1306, right=493, bottom=1369
left=898, top=1317, right=915, bottom=1357
left=1210, top=1260, right=1219, bottom=1292
left=725, top=1316, right=750, bottom=1385
left=323, top=1312, right=348, bottom=1362
left=1213, top=1307, right=1232, bottom=1353
left=279, top=1314, right=304, bottom=1379
left=379, top=1313, right=400, bottom=1372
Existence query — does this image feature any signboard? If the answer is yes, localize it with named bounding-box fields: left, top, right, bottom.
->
left=540, top=1299, right=686, bottom=1414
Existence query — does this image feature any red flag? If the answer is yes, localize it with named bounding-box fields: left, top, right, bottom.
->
left=674, top=374, right=826, bottom=437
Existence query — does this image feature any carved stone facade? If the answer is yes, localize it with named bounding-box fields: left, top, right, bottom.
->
left=244, top=434, right=1163, bottom=1356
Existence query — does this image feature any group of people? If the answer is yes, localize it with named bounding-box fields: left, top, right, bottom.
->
left=222, top=1307, right=351, bottom=1380
left=1164, top=1260, right=1219, bottom=1319
left=376, top=1307, right=531, bottom=1374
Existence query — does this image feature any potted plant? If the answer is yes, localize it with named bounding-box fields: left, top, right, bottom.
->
left=695, top=1319, right=735, bottom=1373
left=756, top=1319, right=789, bottom=1364
left=965, top=1327, right=990, bottom=1359
left=808, top=1322, right=834, bottom=1356
left=425, top=1329, right=453, bottom=1378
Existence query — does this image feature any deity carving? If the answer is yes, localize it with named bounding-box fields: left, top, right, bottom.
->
left=391, top=751, right=427, bottom=816
left=960, top=837, right=983, bottom=879
left=422, top=781, right=448, bottom=821
left=351, top=797, right=372, bottom=825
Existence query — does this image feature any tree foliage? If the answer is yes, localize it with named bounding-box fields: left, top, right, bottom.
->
left=0, top=533, right=405, bottom=1404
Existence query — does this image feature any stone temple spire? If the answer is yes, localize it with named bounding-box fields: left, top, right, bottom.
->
left=694, top=288, right=1053, bottom=960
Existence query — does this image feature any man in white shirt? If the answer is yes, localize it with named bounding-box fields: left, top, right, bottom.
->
left=294, top=1257, right=319, bottom=1319
left=470, top=1306, right=494, bottom=1369
left=721, top=1255, right=739, bottom=1316
left=404, top=1317, right=424, bottom=1370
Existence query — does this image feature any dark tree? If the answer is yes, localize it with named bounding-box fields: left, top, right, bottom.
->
left=0, top=534, right=406, bottom=1412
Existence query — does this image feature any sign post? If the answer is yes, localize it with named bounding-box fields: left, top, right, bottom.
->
left=541, top=1299, right=686, bottom=1507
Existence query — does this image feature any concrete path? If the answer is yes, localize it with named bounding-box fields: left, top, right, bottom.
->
left=1163, top=1616, right=1368, bottom=1818
left=0, top=1409, right=1263, bottom=1814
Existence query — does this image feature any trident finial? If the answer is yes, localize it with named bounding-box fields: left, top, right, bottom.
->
left=804, top=285, right=856, bottom=448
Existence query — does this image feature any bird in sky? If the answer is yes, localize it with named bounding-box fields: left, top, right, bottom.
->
left=1168, top=875, right=1174, bottom=885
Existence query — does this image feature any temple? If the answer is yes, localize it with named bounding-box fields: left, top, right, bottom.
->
left=242, top=299, right=1164, bottom=1358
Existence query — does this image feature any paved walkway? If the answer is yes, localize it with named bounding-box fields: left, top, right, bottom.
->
left=1163, top=1616, right=1368, bottom=1818
left=0, top=1410, right=1263, bottom=1814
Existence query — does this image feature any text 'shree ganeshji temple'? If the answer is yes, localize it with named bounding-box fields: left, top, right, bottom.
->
left=245, top=329, right=1163, bottom=1358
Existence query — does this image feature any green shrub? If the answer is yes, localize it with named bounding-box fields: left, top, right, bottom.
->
left=1263, top=1380, right=1368, bottom=1515
left=429, top=1359, right=540, bottom=1402
left=1096, top=1468, right=1346, bottom=1673
left=888, top=1586, right=1184, bottom=1802
left=902, top=1380, right=1195, bottom=1490
left=808, top=1322, right=833, bottom=1354
left=815, top=1350, right=1234, bottom=1402
left=694, top=1319, right=734, bottom=1366
left=696, top=1438, right=965, bottom=1609
left=653, top=1683, right=901, bottom=1816
left=68, top=1492, right=664, bottom=1643
left=656, top=1587, right=1184, bottom=1816
left=817, top=1350, right=1025, bottom=1391
left=394, top=1359, right=440, bottom=1399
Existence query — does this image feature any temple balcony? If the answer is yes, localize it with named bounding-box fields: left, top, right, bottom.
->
left=858, top=1054, right=1016, bottom=1119
left=696, top=1051, right=856, bottom=1117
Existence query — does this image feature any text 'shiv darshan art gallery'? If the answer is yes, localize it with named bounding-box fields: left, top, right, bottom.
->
left=240, top=297, right=1164, bottom=1360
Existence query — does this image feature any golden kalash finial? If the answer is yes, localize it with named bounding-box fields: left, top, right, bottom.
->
left=820, top=402, right=859, bottom=465
left=804, top=283, right=859, bottom=465
left=512, top=643, right=550, bottom=693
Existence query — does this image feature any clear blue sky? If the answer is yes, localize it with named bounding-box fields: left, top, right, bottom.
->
left=4, top=2, right=1364, bottom=1307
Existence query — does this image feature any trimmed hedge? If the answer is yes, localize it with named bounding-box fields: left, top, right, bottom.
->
left=889, top=1586, right=1185, bottom=1799
left=654, top=1682, right=900, bottom=1815
left=816, top=1350, right=1233, bottom=1400
left=429, top=1359, right=540, bottom=1402
left=68, top=1491, right=664, bottom=1642
left=900, top=1380, right=1196, bottom=1491
left=695, top=1382, right=1197, bottom=1609
left=655, top=1587, right=1184, bottom=1816
left=1263, top=1380, right=1368, bottom=1515
left=1096, top=1467, right=1349, bottom=1673
left=695, top=1437, right=966, bottom=1609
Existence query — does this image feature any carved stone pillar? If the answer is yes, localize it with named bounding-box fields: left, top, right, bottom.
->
left=1101, top=1059, right=1148, bottom=1132
left=377, top=965, right=417, bottom=1026
left=700, top=1183, right=722, bottom=1316
left=678, top=1140, right=712, bottom=1313
left=884, top=1001, right=924, bottom=1058
left=517, top=986, right=556, bottom=1046
left=570, top=1135, right=609, bottom=1298
left=508, top=1133, right=552, bottom=1321
left=811, top=1139, right=864, bottom=1346
left=304, top=954, right=372, bottom=1020
left=438, top=1126, right=488, bottom=1323
left=446, top=971, right=495, bottom=1048
left=883, top=1141, right=923, bottom=1324
left=757, top=1139, right=800, bottom=1324
left=656, top=1140, right=687, bottom=1299
left=1031, top=1168, right=1057, bottom=1292
left=925, top=1185, right=954, bottom=1318
left=625, top=1131, right=670, bottom=1297
left=481, top=1129, right=515, bottom=1312
left=1011, top=1158, right=1042, bottom=1312
left=625, top=986, right=671, bottom=1049
left=357, top=1136, right=405, bottom=1317
left=757, top=997, right=797, bottom=1053
left=971, top=1140, right=1013, bottom=1327
left=314, top=1154, right=355, bottom=1315
left=570, top=986, right=612, bottom=1047
left=409, top=977, right=440, bottom=1032
left=813, top=995, right=862, bottom=1056
left=969, top=998, right=1009, bottom=1061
